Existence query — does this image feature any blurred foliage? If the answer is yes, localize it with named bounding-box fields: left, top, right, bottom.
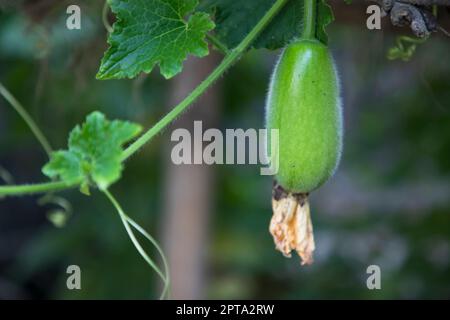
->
left=0, top=1, right=449, bottom=299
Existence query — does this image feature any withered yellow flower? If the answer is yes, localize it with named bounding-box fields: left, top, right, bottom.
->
left=269, top=183, right=315, bottom=265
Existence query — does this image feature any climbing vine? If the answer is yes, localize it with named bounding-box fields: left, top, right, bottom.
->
left=0, top=0, right=447, bottom=298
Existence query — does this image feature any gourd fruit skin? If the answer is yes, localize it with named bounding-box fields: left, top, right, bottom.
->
left=266, top=39, right=342, bottom=193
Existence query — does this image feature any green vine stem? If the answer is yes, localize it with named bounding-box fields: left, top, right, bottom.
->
left=104, top=189, right=170, bottom=299
left=0, top=0, right=289, bottom=197
left=0, top=180, right=81, bottom=197
left=121, top=0, right=289, bottom=161
left=0, top=82, right=53, bottom=157
left=302, top=0, right=317, bottom=40
left=0, top=82, right=79, bottom=196
left=0, top=82, right=75, bottom=224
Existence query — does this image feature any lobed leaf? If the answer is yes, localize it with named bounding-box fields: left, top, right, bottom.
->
left=42, top=112, right=142, bottom=192
left=97, top=0, right=215, bottom=80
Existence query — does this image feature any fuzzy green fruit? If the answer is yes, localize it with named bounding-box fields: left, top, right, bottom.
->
left=266, top=39, right=343, bottom=193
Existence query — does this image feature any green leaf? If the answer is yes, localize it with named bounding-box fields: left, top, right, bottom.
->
left=97, top=0, right=215, bottom=80
left=42, top=112, right=142, bottom=192
left=199, top=0, right=334, bottom=50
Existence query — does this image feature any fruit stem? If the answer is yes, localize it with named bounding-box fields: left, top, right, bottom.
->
left=302, top=0, right=317, bottom=40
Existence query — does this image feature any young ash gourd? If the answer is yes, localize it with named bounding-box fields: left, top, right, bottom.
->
left=265, top=38, right=343, bottom=265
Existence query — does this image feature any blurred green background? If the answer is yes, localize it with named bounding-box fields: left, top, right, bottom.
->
left=0, top=1, right=449, bottom=299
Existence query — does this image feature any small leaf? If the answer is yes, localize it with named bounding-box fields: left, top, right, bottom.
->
left=97, top=0, right=215, bottom=80
left=42, top=112, right=142, bottom=191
